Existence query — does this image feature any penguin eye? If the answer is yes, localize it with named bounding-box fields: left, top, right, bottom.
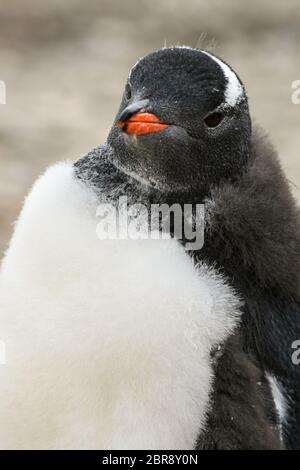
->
left=125, top=84, right=132, bottom=100
left=204, top=112, right=224, bottom=128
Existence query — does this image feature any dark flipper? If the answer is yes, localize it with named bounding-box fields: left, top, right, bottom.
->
left=242, top=296, right=300, bottom=449
left=196, top=333, right=281, bottom=450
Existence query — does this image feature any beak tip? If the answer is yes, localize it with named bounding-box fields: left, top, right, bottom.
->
left=117, top=99, right=150, bottom=123
left=116, top=100, right=169, bottom=136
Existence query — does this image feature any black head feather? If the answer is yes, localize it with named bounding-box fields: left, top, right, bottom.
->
left=108, top=47, right=251, bottom=196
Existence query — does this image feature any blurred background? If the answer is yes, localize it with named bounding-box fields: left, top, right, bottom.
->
left=0, top=0, right=299, bottom=252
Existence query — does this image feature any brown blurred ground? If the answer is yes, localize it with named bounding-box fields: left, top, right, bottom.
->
left=0, top=0, right=299, bottom=253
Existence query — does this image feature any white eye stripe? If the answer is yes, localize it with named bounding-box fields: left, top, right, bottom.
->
left=200, top=50, right=244, bottom=107
left=128, top=47, right=244, bottom=108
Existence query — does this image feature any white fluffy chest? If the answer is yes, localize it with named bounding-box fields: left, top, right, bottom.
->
left=0, top=163, right=239, bottom=449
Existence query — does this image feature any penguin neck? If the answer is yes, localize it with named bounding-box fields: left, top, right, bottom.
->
left=74, top=143, right=208, bottom=207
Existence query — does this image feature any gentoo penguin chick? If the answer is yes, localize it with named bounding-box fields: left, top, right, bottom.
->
left=90, top=46, right=299, bottom=448
left=0, top=46, right=285, bottom=450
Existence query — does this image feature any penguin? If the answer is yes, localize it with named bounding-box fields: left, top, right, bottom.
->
left=0, top=46, right=286, bottom=449
left=95, top=46, right=300, bottom=448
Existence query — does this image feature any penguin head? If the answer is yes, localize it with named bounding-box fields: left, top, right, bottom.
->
left=107, top=47, right=251, bottom=195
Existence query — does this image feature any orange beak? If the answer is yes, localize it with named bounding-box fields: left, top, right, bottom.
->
left=117, top=112, right=169, bottom=136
